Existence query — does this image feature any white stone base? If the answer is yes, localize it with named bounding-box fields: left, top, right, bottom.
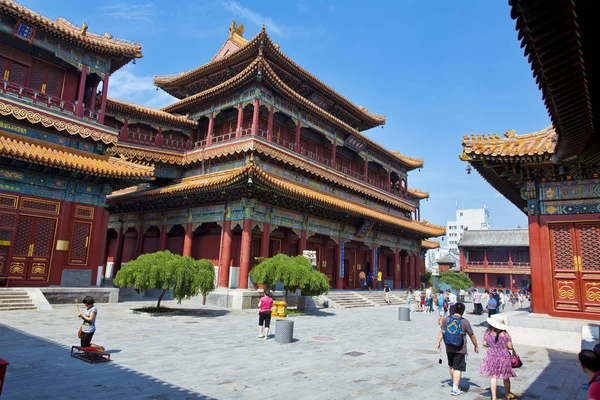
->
left=203, top=288, right=304, bottom=309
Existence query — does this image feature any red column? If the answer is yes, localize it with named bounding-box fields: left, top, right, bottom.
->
left=260, top=223, right=270, bottom=258
left=299, top=230, right=307, bottom=254
left=206, top=113, right=214, bottom=144
left=251, top=98, right=259, bottom=135
left=336, top=243, right=343, bottom=289
left=509, top=274, right=514, bottom=292
left=121, top=119, right=129, bottom=142
left=267, top=106, right=274, bottom=141
left=331, top=141, right=337, bottom=167
left=219, top=220, right=232, bottom=287
left=114, top=225, right=125, bottom=270
left=371, top=247, right=377, bottom=289
left=156, top=127, right=163, bottom=148
left=239, top=219, right=252, bottom=289
left=236, top=104, right=244, bottom=138
left=363, top=158, right=369, bottom=182
left=295, top=120, right=301, bottom=153
left=159, top=224, right=168, bottom=251
left=135, top=228, right=144, bottom=257
left=484, top=250, right=488, bottom=268
left=528, top=214, right=545, bottom=314
left=76, top=64, right=88, bottom=117
left=485, top=273, right=489, bottom=289
left=508, top=249, right=513, bottom=269
left=394, top=249, right=400, bottom=289
left=183, top=222, right=193, bottom=257
left=386, top=170, right=391, bottom=192
left=97, top=73, right=110, bottom=124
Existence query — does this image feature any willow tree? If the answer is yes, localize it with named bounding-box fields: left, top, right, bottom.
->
left=114, top=251, right=215, bottom=308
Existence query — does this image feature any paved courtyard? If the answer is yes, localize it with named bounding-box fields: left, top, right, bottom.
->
left=0, top=297, right=590, bottom=399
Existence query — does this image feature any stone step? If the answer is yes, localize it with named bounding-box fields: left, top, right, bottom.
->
left=0, top=305, right=37, bottom=311
left=0, top=298, right=34, bottom=304
left=0, top=292, right=29, bottom=297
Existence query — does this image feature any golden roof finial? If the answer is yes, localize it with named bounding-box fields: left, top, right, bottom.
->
left=81, top=23, right=88, bottom=36
left=229, top=20, right=245, bottom=37
left=504, top=129, right=516, bottom=138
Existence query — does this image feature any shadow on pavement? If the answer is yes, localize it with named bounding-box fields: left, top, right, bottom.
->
left=0, top=323, right=217, bottom=399
left=130, top=308, right=230, bottom=318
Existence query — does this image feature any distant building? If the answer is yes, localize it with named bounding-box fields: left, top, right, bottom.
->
left=436, top=253, right=459, bottom=272
left=458, top=229, right=530, bottom=291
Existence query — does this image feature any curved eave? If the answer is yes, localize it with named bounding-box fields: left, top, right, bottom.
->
left=106, top=98, right=197, bottom=129
left=0, top=0, right=142, bottom=61
left=408, top=188, right=429, bottom=199
left=421, top=240, right=440, bottom=250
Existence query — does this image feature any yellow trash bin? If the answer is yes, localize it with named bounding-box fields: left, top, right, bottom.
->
left=271, top=301, right=287, bottom=317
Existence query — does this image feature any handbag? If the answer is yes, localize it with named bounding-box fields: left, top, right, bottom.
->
left=510, top=350, right=523, bottom=368
left=77, top=326, right=82, bottom=339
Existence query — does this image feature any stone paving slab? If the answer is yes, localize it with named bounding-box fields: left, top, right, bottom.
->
left=0, top=298, right=590, bottom=399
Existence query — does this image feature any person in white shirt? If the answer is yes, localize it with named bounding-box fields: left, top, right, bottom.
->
left=446, top=289, right=457, bottom=315
left=425, top=287, right=432, bottom=313
left=414, top=289, right=422, bottom=312
left=498, top=290, right=505, bottom=313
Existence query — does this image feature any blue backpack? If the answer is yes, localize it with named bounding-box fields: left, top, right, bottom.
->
left=443, top=316, right=464, bottom=347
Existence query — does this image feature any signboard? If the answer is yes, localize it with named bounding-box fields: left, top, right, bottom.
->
left=356, top=220, right=374, bottom=238
left=344, top=135, right=366, bottom=152
left=303, top=250, right=317, bottom=269
left=339, top=240, right=345, bottom=278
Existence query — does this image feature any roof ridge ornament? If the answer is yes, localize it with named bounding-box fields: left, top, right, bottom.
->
left=229, top=20, right=245, bottom=38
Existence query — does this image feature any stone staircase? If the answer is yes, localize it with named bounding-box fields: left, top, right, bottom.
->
left=359, top=290, right=405, bottom=306
left=0, top=289, right=37, bottom=311
left=323, top=291, right=376, bottom=309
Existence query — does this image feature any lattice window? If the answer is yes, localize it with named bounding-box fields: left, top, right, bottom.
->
left=579, top=224, right=600, bottom=272
left=32, top=219, right=55, bottom=258
left=0, top=195, right=17, bottom=209
left=8, top=61, right=26, bottom=85
left=21, top=198, right=59, bottom=214
left=0, top=230, right=11, bottom=253
left=0, top=213, right=17, bottom=229
left=13, top=217, right=33, bottom=257
left=29, top=60, right=45, bottom=92
left=75, top=206, right=94, bottom=219
left=0, top=43, right=32, bottom=66
left=70, top=221, right=91, bottom=263
left=551, top=224, right=574, bottom=270
left=45, top=64, right=63, bottom=97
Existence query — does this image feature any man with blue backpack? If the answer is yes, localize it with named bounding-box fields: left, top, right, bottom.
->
left=436, top=302, right=479, bottom=396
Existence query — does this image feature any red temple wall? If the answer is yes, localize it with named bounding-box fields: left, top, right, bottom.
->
left=193, top=233, right=221, bottom=263
left=166, top=235, right=184, bottom=255
left=63, top=69, right=79, bottom=102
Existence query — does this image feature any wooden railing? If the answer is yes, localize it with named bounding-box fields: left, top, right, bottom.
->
left=300, top=147, right=331, bottom=167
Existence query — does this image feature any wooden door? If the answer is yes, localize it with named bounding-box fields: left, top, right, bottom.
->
left=344, top=249, right=357, bottom=288
left=549, top=223, right=581, bottom=311
left=575, top=223, right=600, bottom=313
left=10, top=216, right=56, bottom=281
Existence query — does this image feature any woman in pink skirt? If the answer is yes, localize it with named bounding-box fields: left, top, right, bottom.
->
left=479, top=315, right=517, bottom=399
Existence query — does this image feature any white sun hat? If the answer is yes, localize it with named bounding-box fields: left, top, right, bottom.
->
left=487, top=314, right=508, bottom=330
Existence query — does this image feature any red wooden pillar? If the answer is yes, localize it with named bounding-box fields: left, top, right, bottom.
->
left=75, top=64, right=88, bottom=117
left=121, top=119, right=129, bottom=142
left=485, top=273, right=489, bottom=289
left=183, top=222, right=193, bottom=257
left=330, top=141, right=337, bottom=167
left=135, top=227, right=144, bottom=257
left=394, top=249, right=400, bottom=289
left=219, top=220, right=232, bottom=287
left=260, top=223, right=270, bottom=258
left=156, top=127, right=163, bottom=148
left=236, top=104, right=244, bottom=138
left=114, top=225, right=125, bottom=270
left=509, top=274, right=514, bottom=292
left=363, top=158, right=369, bottom=182
left=295, top=120, right=301, bottom=153
left=528, top=214, right=545, bottom=313
left=239, top=219, right=252, bottom=289
left=336, top=243, right=343, bottom=289
left=97, top=73, right=110, bottom=124
left=267, top=106, right=274, bottom=141
left=251, top=98, right=259, bottom=135
left=159, top=224, right=168, bottom=251
left=484, top=250, right=488, bottom=268
left=386, top=170, right=391, bottom=192
left=206, top=113, right=214, bottom=144
left=371, top=247, right=377, bottom=289
left=299, top=230, right=307, bottom=254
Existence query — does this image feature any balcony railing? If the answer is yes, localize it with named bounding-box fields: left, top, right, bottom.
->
left=130, top=132, right=156, bottom=146
left=299, top=147, right=331, bottom=167
left=1, top=81, right=97, bottom=122
left=335, top=163, right=364, bottom=181
left=466, top=261, right=530, bottom=269
left=211, top=131, right=236, bottom=144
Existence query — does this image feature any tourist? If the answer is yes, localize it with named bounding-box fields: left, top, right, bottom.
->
left=473, top=290, right=482, bottom=315
left=367, top=271, right=373, bottom=290
left=436, top=302, right=479, bottom=396
left=482, top=289, right=489, bottom=310
left=78, top=296, right=98, bottom=348
left=437, top=290, right=446, bottom=325
left=446, top=289, right=457, bottom=316
left=377, top=269, right=383, bottom=291
left=414, top=287, right=422, bottom=312
left=406, top=287, right=414, bottom=312
left=579, top=350, right=600, bottom=399
left=487, top=293, right=498, bottom=318
left=359, top=269, right=366, bottom=291
left=498, top=290, right=506, bottom=313
left=257, top=289, right=274, bottom=340
left=384, top=283, right=391, bottom=304
left=479, top=315, right=517, bottom=399
left=509, top=292, right=517, bottom=310
left=518, top=290, right=525, bottom=308
left=427, top=285, right=435, bottom=312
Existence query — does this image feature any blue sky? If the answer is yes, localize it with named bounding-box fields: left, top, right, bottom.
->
left=24, top=0, right=550, bottom=230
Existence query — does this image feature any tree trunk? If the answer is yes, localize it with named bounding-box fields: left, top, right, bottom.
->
left=202, top=294, right=206, bottom=305
left=156, top=288, right=168, bottom=309
left=285, top=289, right=288, bottom=304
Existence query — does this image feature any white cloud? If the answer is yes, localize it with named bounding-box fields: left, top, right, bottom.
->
left=108, top=65, right=177, bottom=109
left=220, top=1, right=283, bottom=36
left=104, top=3, right=155, bottom=21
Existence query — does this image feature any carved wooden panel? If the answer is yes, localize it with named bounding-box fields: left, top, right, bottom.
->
left=0, top=194, right=17, bottom=209
left=550, top=224, right=575, bottom=270
left=579, top=223, right=600, bottom=272
left=13, top=216, right=33, bottom=257
left=32, top=218, right=56, bottom=258
left=0, top=212, right=17, bottom=229
left=20, top=198, right=60, bottom=215
left=69, top=221, right=91, bottom=264
left=75, top=206, right=94, bottom=219
left=549, top=223, right=581, bottom=312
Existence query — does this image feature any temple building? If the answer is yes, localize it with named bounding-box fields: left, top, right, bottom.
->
left=458, top=229, right=530, bottom=291
left=0, top=0, right=152, bottom=287
left=103, top=21, right=444, bottom=291
left=460, top=0, right=600, bottom=319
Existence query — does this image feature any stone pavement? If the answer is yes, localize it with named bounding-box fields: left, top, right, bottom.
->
left=0, top=297, right=590, bottom=399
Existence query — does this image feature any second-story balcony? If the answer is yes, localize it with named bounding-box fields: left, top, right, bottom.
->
left=465, top=260, right=530, bottom=270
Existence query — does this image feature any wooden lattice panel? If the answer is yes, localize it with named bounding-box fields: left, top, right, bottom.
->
left=75, top=206, right=94, bottom=219
left=32, top=218, right=56, bottom=258
left=0, top=212, right=17, bottom=229
left=550, top=224, right=574, bottom=270
left=0, top=194, right=18, bottom=209
left=20, top=198, right=60, bottom=215
left=70, top=221, right=91, bottom=263
left=13, top=216, right=33, bottom=257
left=579, top=224, right=600, bottom=272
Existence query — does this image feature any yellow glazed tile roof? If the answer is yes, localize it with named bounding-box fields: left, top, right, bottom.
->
left=460, top=125, right=556, bottom=161
left=420, top=240, right=440, bottom=250
left=408, top=188, right=429, bottom=199
left=106, top=98, right=197, bottom=129
left=0, top=0, right=142, bottom=59
left=0, top=131, right=154, bottom=179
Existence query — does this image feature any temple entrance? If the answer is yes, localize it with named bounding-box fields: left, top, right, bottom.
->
left=549, top=222, right=600, bottom=313
left=8, top=215, right=57, bottom=282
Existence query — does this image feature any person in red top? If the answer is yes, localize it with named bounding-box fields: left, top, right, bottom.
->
left=579, top=349, right=600, bottom=399
left=257, top=289, right=274, bottom=340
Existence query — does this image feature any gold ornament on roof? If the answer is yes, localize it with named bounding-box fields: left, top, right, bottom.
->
left=504, top=129, right=516, bottom=138
left=81, top=23, right=88, bottom=36
left=229, top=20, right=245, bottom=37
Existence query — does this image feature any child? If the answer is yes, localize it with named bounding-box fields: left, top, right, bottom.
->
left=384, top=283, right=391, bottom=304
left=78, top=296, right=98, bottom=348
left=257, top=289, right=274, bottom=340
left=406, top=288, right=414, bottom=312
